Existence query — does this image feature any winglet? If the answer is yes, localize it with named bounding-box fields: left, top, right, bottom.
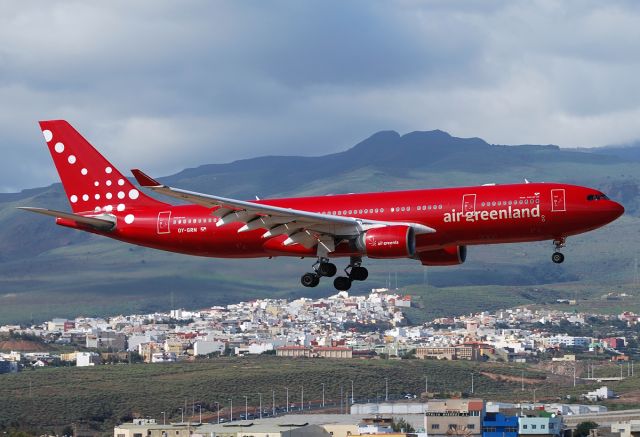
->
left=131, top=169, right=163, bottom=187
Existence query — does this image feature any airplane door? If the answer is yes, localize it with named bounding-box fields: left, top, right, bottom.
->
left=157, top=211, right=171, bottom=234
left=551, top=189, right=566, bottom=212
left=462, top=194, right=476, bottom=214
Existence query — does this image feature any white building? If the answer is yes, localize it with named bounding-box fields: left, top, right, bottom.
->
left=584, top=386, right=615, bottom=401
left=76, top=352, right=100, bottom=367
left=193, top=340, right=226, bottom=356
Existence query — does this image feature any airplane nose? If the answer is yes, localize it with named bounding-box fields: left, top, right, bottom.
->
left=613, top=201, right=625, bottom=218
left=607, top=200, right=625, bottom=222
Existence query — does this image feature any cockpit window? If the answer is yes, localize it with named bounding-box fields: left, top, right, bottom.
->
left=587, top=193, right=609, bottom=201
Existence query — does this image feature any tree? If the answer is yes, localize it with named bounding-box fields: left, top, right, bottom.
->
left=575, top=421, right=598, bottom=437
left=392, top=418, right=415, bottom=433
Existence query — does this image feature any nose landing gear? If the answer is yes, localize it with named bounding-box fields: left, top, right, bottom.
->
left=552, top=238, right=566, bottom=264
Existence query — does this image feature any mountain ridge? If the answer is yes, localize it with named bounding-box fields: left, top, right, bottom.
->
left=2, top=128, right=640, bottom=324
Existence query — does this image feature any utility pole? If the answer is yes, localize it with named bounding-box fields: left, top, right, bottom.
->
left=229, top=398, right=233, bottom=422
left=301, top=385, right=304, bottom=411
left=340, top=385, right=344, bottom=414
left=385, top=377, right=389, bottom=401
left=215, top=402, right=220, bottom=424
left=521, top=371, right=524, bottom=391
left=244, top=396, right=248, bottom=419
left=259, top=393, right=263, bottom=419
left=425, top=375, right=429, bottom=396
left=471, top=372, right=474, bottom=394
left=286, top=387, right=289, bottom=413
left=573, top=366, right=576, bottom=387
left=272, top=389, right=276, bottom=417
left=351, top=379, right=354, bottom=404
left=321, top=383, right=325, bottom=407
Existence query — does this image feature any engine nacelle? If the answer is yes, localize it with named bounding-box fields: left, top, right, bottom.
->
left=356, top=225, right=416, bottom=259
left=418, top=246, right=467, bottom=266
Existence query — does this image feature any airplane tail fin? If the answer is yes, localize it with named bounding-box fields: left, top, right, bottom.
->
left=38, top=120, right=166, bottom=214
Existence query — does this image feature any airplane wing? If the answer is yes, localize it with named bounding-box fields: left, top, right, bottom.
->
left=131, top=169, right=435, bottom=254
left=18, top=207, right=116, bottom=231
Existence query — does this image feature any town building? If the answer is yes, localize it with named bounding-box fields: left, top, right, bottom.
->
left=482, top=412, right=518, bottom=437
left=518, top=415, right=562, bottom=437
left=424, top=399, right=484, bottom=436
left=76, top=352, right=101, bottom=367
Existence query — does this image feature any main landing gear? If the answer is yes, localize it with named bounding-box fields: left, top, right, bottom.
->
left=552, top=237, right=566, bottom=264
left=300, top=256, right=369, bottom=291
left=300, top=258, right=337, bottom=288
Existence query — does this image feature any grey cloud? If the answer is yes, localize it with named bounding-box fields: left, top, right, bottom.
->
left=1, top=1, right=640, bottom=191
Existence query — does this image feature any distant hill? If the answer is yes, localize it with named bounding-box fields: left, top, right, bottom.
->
left=1, top=129, right=639, bottom=323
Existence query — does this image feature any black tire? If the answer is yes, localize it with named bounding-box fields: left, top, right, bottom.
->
left=317, top=262, right=337, bottom=277
left=552, top=252, right=565, bottom=264
left=333, top=276, right=352, bottom=291
left=350, top=266, right=369, bottom=281
left=301, top=272, right=319, bottom=287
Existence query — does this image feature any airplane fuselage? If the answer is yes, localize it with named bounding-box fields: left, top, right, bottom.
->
left=59, top=182, right=622, bottom=259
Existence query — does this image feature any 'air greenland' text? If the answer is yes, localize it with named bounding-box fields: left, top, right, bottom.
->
left=444, top=204, right=541, bottom=223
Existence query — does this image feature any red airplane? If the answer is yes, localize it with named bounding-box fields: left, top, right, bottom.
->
left=21, top=120, right=624, bottom=291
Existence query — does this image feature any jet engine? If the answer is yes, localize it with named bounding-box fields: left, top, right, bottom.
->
left=418, top=246, right=467, bottom=266
left=355, top=225, right=416, bottom=258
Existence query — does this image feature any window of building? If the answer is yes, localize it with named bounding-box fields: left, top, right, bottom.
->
left=133, top=434, right=142, bottom=437
left=431, top=424, right=440, bottom=430
left=541, top=424, right=546, bottom=429
left=532, top=424, right=537, bottom=429
left=550, top=424, right=555, bottom=429
left=468, top=424, right=475, bottom=429
left=523, top=425, right=528, bottom=429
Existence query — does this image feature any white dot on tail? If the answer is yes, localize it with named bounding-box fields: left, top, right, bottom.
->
left=105, top=167, right=112, bottom=174
left=117, top=204, right=125, bottom=212
left=81, top=168, right=88, bottom=176
left=94, top=181, right=100, bottom=187
left=82, top=194, right=89, bottom=201
left=70, top=195, right=78, bottom=203
left=118, top=179, right=125, bottom=186
left=94, top=206, right=100, bottom=212
left=106, top=180, right=112, bottom=186
left=54, top=142, right=65, bottom=153
left=128, top=189, right=139, bottom=200
left=43, top=130, right=53, bottom=142
left=106, top=193, right=112, bottom=199
left=105, top=205, right=113, bottom=212
left=95, top=194, right=101, bottom=200
left=124, top=214, right=135, bottom=224
left=117, top=191, right=125, bottom=199
left=68, top=155, right=76, bottom=164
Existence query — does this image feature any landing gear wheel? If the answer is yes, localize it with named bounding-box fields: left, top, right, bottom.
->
left=334, top=276, right=352, bottom=291
left=552, top=252, right=565, bottom=264
left=317, top=262, right=337, bottom=277
left=301, top=272, right=320, bottom=287
left=350, top=266, right=368, bottom=281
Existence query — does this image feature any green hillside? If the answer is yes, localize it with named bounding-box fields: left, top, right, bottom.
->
left=1, top=130, right=640, bottom=324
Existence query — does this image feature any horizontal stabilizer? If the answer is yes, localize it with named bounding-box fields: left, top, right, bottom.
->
left=17, top=207, right=116, bottom=231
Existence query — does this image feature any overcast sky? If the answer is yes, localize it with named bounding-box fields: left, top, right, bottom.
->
left=2, top=0, right=640, bottom=192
